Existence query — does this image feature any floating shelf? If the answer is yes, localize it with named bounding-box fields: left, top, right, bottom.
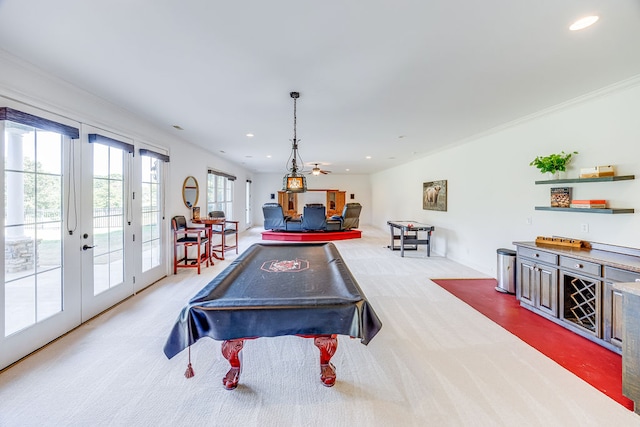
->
left=535, top=207, right=635, bottom=214
left=535, top=175, right=635, bottom=185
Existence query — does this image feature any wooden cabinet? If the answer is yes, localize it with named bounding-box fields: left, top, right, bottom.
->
left=515, top=241, right=640, bottom=354
left=278, top=189, right=347, bottom=217
left=326, top=190, right=345, bottom=217
left=516, top=247, right=558, bottom=317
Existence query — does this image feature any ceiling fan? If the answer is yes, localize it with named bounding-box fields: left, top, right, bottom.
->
left=309, top=163, right=332, bottom=175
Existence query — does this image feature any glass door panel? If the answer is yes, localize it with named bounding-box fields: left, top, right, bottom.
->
left=141, top=154, right=161, bottom=272
left=91, top=143, right=125, bottom=295
left=4, top=125, right=64, bottom=335
left=136, top=147, right=167, bottom=291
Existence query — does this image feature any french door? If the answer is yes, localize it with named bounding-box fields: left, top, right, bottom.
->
left=80, top=128, right=134, bottom=320
left=1, top=107, right=168, bottom=370
left=136, top=145, right=169, bottom=290
left=1, top=106, right=82, bottom=370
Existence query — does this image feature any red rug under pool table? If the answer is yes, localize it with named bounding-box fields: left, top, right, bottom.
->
left=431, top=278, right=634, bottom=411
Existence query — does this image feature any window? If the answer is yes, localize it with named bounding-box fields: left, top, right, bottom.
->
left=207, top=169, right=235, bottom=219
left=245, top=179, right=252, bottom=226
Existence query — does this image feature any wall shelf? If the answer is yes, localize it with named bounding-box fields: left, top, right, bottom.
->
left=535, top=175, right=635, bottom=185
left=534, top=175, right=635, bottom=214
left=535, top=207, right=635, bottom=214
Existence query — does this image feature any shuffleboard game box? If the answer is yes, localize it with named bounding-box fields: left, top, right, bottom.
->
left=550, top=187, right=572, bottom=208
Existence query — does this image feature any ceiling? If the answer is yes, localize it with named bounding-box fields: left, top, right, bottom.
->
left=1, top=1, right=639, bottom=175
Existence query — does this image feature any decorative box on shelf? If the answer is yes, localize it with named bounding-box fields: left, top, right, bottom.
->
left=580, top=165, right=614, bottom=178
left=550, top=187, right=572, bottom=208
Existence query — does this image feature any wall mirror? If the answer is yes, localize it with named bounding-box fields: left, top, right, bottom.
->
left=182, top=176, right=199, bottom=208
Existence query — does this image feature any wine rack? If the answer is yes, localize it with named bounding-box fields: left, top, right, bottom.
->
left=562, top=275, right=598, bottom=333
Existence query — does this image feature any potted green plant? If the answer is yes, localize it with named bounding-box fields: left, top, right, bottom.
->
left=530, top=151, right=578, bottom=178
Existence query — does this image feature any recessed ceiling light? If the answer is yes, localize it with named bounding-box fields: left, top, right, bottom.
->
left=345, top=169, right=350, bottom=172
left=266, top=155, right=272, bottom=158
left=365, top=156, right=372, bottom=159
left=246, top=133, right=254, bottom=137
left=172, top=125, right=184, bottom=130
left=570, top=15, right=599, bottom=31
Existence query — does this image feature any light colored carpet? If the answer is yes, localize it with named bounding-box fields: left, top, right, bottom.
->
left=1, top=226, right=638, bottom=426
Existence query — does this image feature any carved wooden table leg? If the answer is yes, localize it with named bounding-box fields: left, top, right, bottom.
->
left=313, top=335, right=338, bottom=387
left=221, top=339, right=244, bottom=390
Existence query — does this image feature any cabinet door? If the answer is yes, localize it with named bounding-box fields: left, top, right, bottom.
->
left=603, top=281, right=623, bottom=348
left=336, top=191, right=346, bottom=214
left=326, top=191, right=336, bottom=216
left=537, top=264, right=559, bottom=317
left=278, top=191, right=298, bottom=217
left=326, top=191, right=345, bottom=217
left=517, top=259, right=536, bottom=306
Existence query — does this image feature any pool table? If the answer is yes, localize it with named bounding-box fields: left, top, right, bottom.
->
left=164, top=242, right=382, bottom=389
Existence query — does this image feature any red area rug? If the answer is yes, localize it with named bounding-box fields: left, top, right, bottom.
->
left=431, top=278, right=633, bottom=410
left=261, top=229, right=362, bottom=242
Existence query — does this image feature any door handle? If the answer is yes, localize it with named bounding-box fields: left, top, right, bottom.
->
left=82, top=244, right=95, bottom=251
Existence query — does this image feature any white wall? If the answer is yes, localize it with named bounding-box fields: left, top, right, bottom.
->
left=252, top=173, right=372, bottom=225
left=168, top=142, right=252, bottom=228
left=372, top=77, right=640, bottom=277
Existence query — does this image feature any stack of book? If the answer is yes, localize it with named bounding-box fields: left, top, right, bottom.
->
left=570, top=199, right=607, bottom=209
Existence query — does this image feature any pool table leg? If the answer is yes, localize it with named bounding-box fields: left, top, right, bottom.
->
left=313, top=335, right=338, bottom=387
left=221, top=339, right=244, bottom=390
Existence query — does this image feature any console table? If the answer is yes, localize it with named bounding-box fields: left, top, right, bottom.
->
left=387, top=221, right=434, bottom=257
left=513, top=241, right=640, bottom=354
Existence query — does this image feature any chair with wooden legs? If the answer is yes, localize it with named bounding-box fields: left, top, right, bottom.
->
left=207, top=211, right=239, bottom=260
left=171, top=215, right=209, bottom=274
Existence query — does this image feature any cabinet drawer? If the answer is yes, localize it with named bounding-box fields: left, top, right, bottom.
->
left=560, top=256, right=601, bottom=277
left=518, top=247, right=558, bottom=265
left=604, top=266, right=640, bottom=283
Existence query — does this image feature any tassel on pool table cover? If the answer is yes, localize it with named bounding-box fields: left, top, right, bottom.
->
left=184, top=345, right=194, bottom=378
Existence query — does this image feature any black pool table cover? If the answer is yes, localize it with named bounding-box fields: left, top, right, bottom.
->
left=164, top=242, right=382, bottom=359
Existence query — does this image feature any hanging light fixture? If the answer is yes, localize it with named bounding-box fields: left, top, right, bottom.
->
left=282, top=91, right=307, bottom=193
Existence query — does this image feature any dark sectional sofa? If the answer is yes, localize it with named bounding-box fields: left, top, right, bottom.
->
left=262, top=202, right=362, bottom=232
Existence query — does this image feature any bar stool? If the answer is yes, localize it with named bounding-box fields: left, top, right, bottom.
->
left=208, top=211, right=239, bottom=260
left=171, top=215, right=209, bottom=274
